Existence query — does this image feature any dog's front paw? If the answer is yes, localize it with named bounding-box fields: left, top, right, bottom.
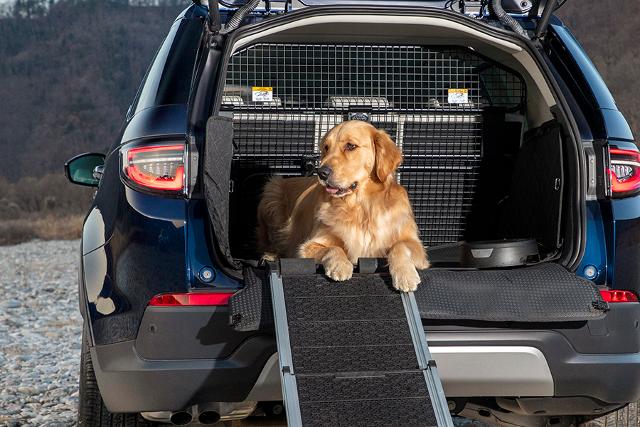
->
left=391, top=265, right=421, bottom=292
left=322, top=253, right=353, bottom=282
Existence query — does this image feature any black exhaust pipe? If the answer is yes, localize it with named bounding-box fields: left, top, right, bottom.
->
left=198, top=410, right=221, bottom=425
left=169, top=411, right=193, bottom=425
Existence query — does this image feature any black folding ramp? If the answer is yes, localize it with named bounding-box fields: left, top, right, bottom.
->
left=269, top=259, right=454, bottom=427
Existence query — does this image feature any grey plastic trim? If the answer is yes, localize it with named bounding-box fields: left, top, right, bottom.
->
left=431, top=346, right=554, bottom=397
left=584, top=143, right=597, bottom=201
left=245, top=353, right=281, bottom=401
left=269, top=270, right=303, bottom=427
left=402, top=292, right=454, bottom=427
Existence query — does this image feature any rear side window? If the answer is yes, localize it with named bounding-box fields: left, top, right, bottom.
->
left=133, top=18, right=203, bottom=115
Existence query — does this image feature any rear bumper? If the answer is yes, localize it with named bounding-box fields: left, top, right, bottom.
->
left=236, top=331, right=640, bottom=404
left=427, top=330, right=640, bottom=403
left=92, top=335, right=275, bottom=413
left=92, top=304, right=640, bottom=414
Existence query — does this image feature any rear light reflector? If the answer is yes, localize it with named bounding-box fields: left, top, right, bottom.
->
left=608, top=148, right=640, bottom=197
left=599, top=289, right=639, bottom=303
left=149, top=292, right=235, bottom=307
left=122, top=144, right=185, bottom=192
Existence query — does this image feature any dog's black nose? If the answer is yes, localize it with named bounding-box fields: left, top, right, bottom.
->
left=317, top=165, right=332, bottom=181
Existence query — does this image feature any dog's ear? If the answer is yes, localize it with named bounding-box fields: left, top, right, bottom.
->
left=373, top=129, right=402, bottom=183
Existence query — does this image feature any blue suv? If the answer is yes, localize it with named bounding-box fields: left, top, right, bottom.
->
left=65, top=0, right=640, bottom=425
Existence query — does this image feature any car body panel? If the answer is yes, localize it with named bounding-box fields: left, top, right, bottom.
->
left=185, top=199, right=241, bottom=289
left=549, top=24, right=634, bottom=142
left=548, top=20, right=639, bottom=292
left=78, top=2, right=640, bottom=417
left=121, top=105, right=188, bottom=144
left=577, top=202, right=608, bottom=284
left=83, top=197, right=187, bottom=345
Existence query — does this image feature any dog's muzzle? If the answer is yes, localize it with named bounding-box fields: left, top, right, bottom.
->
left=317, top=165, right=332, bottom=181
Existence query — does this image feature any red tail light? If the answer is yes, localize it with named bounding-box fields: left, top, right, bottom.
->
left=122, top=144, right=185, bottom=192
left=149, top=292, right=235, bottom=307
left=608, top=148, right=640, bottom=198
left=599, top=289, right=639, bottom=303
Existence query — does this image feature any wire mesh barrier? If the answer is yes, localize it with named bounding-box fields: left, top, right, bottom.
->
left=221, top=43, right=526, bottom=250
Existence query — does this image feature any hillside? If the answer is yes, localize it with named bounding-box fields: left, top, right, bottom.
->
left=0, top=1, right=185, bottom=182
left=0, top=1, right=186, bottom=243
left=0, top=0, right=638, bottom=244
left=0, top=0, right=637, bottom=183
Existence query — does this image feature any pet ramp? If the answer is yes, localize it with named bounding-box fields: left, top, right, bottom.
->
left=269, top=258, right=454, bottom=427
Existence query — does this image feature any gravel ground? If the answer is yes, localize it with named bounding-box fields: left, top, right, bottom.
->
left=0, top=240, right=82, bottom=427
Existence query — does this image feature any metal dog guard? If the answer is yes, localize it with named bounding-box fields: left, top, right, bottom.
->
left=269, top=259, right=454, bottom=427
left=222, top=43, right=527, bottom=259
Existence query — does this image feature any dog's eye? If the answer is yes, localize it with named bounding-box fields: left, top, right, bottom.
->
left=324, top=144, right=329, bottom=152
left=345, top=143, right=357, bottom=151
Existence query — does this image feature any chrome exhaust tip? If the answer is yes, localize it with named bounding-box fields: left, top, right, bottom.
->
left=169, top=411, right=192, bottom=425
left=198, top=410, right=221, bottom=425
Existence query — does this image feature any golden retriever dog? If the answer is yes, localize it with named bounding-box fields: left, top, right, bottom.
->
left=256, top=120, right=429, bottom=292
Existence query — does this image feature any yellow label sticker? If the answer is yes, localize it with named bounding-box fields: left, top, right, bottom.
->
left=252, top=86, right=273, bottom=102
left=448, top=88, right=469, bottom=104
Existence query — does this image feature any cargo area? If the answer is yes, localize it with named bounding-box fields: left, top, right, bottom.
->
left=207, top=32, right=572, bottom=268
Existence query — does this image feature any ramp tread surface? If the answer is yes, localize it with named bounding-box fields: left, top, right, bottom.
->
left=292, top=344, right=418, bottom=374
left=281, top=273, right=436, bottom=426
left=296, top=371, right=428, bottom=401
left=288, top=319, right=413, bottom=347
left=285, top=295, right=405, bottom=322
left=300, top=397, right=437, bottom=427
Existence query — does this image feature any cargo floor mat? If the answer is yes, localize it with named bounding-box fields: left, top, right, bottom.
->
left=230, top=262, right=607, bottom=332
left=415, top=263, right=607, bottom=322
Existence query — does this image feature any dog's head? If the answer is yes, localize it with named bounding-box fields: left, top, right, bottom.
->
left=317, top=121, right=402, bottom=197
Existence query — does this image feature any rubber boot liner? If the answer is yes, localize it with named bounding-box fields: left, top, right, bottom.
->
left=229, top=262, right=607, bottom=332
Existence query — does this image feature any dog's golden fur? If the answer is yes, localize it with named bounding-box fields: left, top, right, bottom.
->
left=256, top=120, right=429, bottom=291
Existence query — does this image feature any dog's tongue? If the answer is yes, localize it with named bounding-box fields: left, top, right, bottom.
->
left=325, top=185, right=340, bottom=194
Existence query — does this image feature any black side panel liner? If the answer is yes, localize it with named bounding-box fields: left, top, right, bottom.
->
left=229, top=267, right=274, bottom=331
left=203, top=115, right=236, bottom=266
left=465, top=108, right=523, bottom=241
left=500, top=121, right=564, bottom=251
left=229, top=263, right=607, bottom=331
left=280, top=273, right=437, bottom=427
